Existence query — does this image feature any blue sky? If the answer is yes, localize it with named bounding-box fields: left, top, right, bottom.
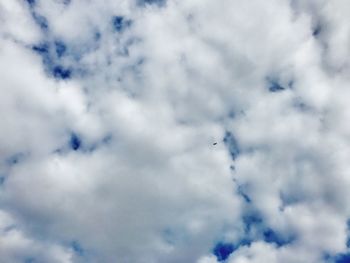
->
left=1, top=0, right=350, bottom=262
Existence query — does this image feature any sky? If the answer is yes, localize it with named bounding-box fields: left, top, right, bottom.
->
left=1, top=0, right=350, bottom=262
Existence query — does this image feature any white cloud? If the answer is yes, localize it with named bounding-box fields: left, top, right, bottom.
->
left=1, top=0, right=350, bottom=262
left=0, top=210, right=73, bottom=263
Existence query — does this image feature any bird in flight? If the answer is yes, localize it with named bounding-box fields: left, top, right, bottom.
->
left=213, top=142, right=217, bottom=145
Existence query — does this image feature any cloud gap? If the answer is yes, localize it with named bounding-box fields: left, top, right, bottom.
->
left=54, top=41, right=67, bottom=58
left=71, top=241, right=84, bottom=256
left=212, top=239, right=251, bottom=262
left=266, top=78, right=286, bottom=92
left=234, top=180, right=252, bottom=203
left=32, top=42, right=72, bottom=80
left=25, top=0, right=36, bottom=8
left=223, top=131, right=240, bottom=161
left=212, top=242, right=236, bottom=261
left=112, top=16, right=132, bottom=33
left=333, top=253, right=350, bottom=263
left=31, top=12, right=49, bottom=31
left=241, top=209, right=295, bottom=247
left=263, top=228, right=295, bottom=247
left=69, top=133, right=82, bottom=151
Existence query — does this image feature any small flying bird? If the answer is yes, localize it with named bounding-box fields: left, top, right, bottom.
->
left=213, top=142, right=217, bottom=145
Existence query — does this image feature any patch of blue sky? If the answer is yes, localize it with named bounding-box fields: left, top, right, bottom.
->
left=236, top=184, right=252, bottom=203
left=25, top=0, right=49, bottom=31
left=266, top=76, right=293, bottom=93
left=69, top=133, right=82, bottom=151
left=241, top=209, right=296, bottom=247
left=233, top=179, right=251, bottom=203
left=345, top=219, right=350, bottom=248
left=327, top=253, right=350, bottom=263
left=54, top=132, right=113, bottom=154
left=113, top=16, right=124, bottom=32
left=32, top=42, right=50, bottom=58
left=31, top=28, right=108, bottom=80
left=213, top=242, right=236, bottom=261
left=26, top=0, right=36, bottom=7
left=32, top=20, right=138, bottom=80
left=32, top=13, right=49, bottom=31
left=94, top=31, right=102, bottom=41
left=223, top=132, right=240, bottom=160
left=32, top=41, right=72, bottom=80
left=55, top=41, right=67, bottom=58
left=112, top=16, right=132, bottom=33
left=267, top=78, right=285, bottom=92
left=53, top=65, right=71, bottom=80
left=32, top=42, right=49, bottom=54
left=213, top=239, right=251, bottom=262
left=312, top=22, right=323, bottom=37
left=263, top=228, right=295, bottom=247
left=242, top=211, right=263, bottom=234
left=279, top=191, right=302, bottom=211
left=26, top=0, right=76, bottom=80
left=71, top=241, right=84, bottom=256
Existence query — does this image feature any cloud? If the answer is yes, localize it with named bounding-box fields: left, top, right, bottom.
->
left=1, top=0, right=350, bottom=262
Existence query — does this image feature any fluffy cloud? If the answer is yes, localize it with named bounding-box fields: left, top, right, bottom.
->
left=1, top=0, right=350, bottom=262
